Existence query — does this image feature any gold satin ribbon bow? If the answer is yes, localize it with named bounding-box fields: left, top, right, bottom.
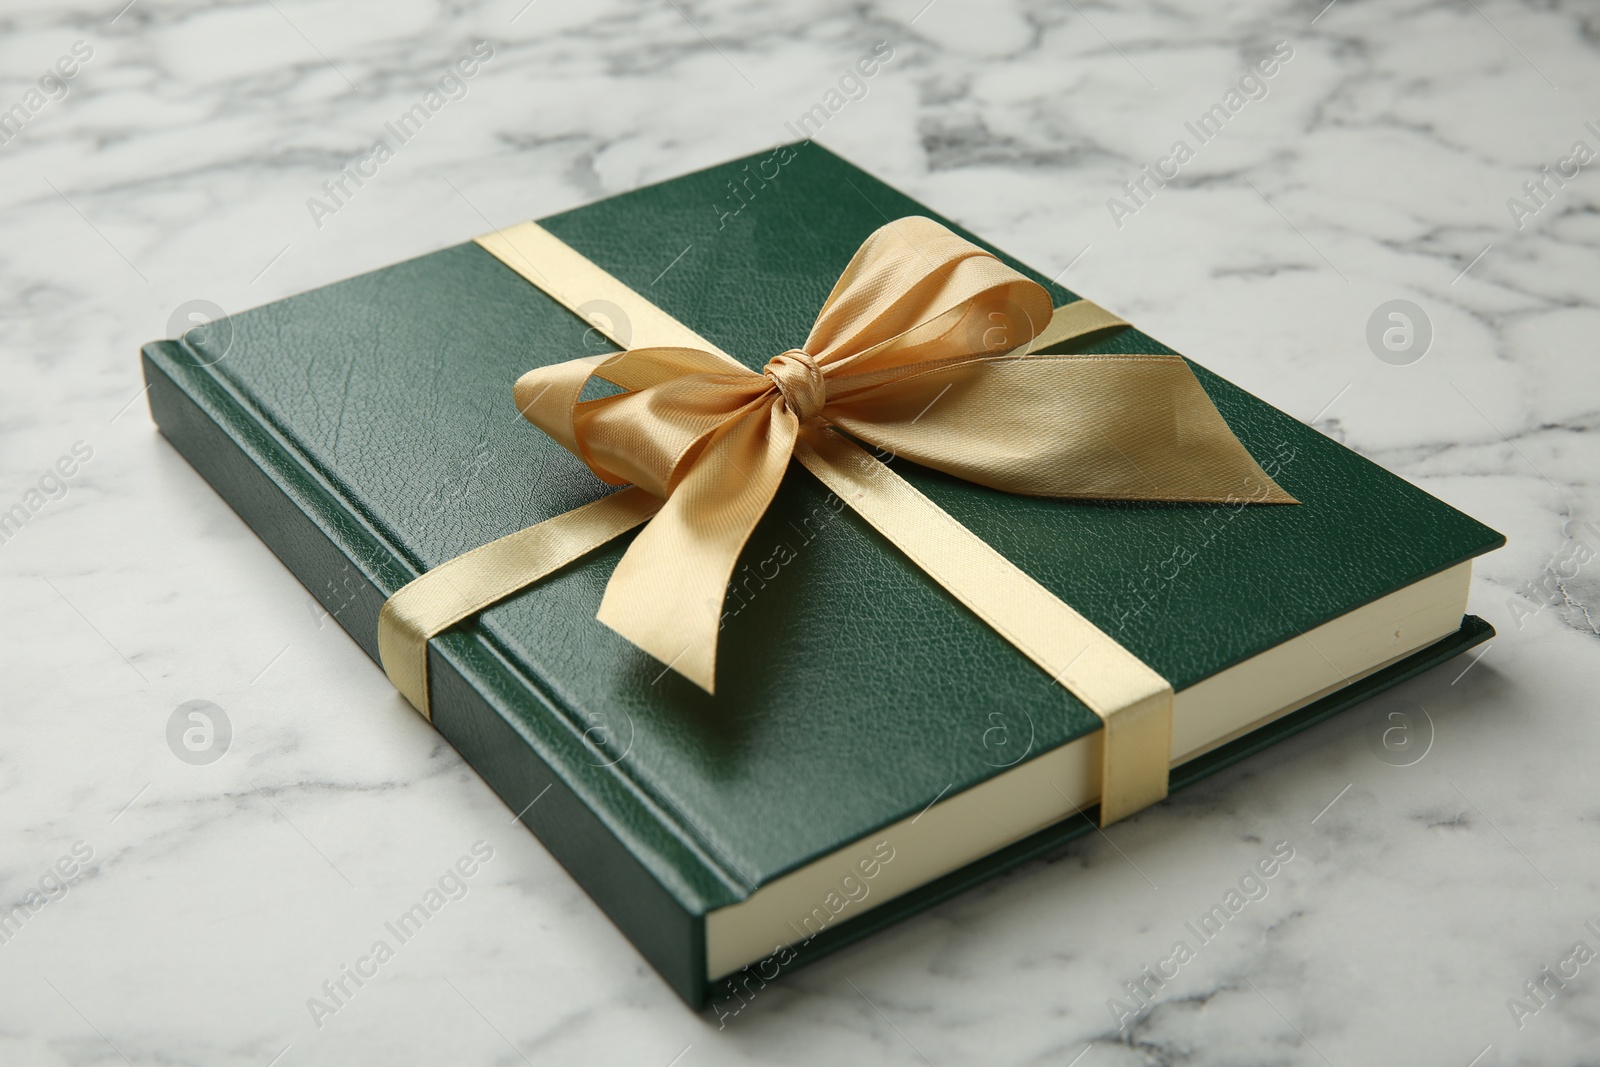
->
left=379, top=215, right=1294, bottom=825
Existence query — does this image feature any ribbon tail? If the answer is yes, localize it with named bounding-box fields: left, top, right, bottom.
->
left=829, top=353, right=1299, bottom=503
left=597, top=402, right=797, bottom=693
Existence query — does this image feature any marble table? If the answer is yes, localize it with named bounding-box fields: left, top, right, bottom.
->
left=2, top=0, right=1596, bottom=1063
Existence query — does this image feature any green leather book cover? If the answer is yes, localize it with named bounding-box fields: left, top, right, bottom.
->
left=141, top=143, right=1502, bottom=1008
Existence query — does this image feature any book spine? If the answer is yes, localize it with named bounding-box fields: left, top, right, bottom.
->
left=142, top=341, right=738, bottom=1006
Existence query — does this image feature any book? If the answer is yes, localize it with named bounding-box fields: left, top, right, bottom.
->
left=141, top=141, right=1503, bottom=1009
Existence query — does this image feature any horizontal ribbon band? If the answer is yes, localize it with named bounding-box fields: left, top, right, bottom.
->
left=378, top=216, right=1295, bottom=824
left=377, top=486, right=661, bottom=713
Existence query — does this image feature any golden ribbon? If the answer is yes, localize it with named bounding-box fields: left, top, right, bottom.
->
left=378, top=216, right=1294, bottom=825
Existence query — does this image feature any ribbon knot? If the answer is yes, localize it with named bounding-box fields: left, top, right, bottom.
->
left=764, top=349, right=826, bottom=422
left=505, top=216, right=1294, bottom=693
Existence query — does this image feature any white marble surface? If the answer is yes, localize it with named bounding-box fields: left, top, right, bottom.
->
left=1, top=0, right=1597, bottom=1063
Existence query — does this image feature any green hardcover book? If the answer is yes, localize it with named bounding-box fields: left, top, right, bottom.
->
left=141, top=143, right=1502, bottom=1010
